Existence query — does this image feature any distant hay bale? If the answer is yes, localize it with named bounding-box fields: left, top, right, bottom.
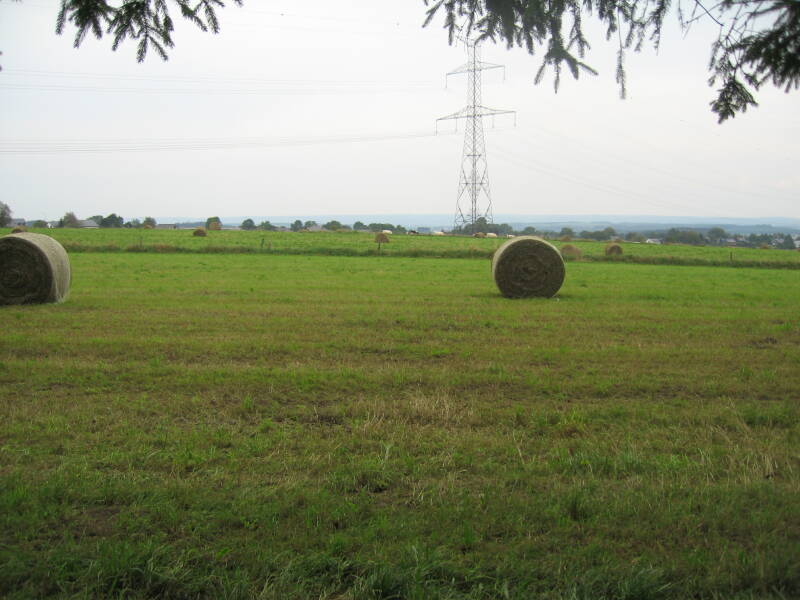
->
left=559, top=235, right=572, bottom=242
left=605, top=243, right=623, bottom=256
left=193, top=227, right=207, bottom=237
left=11, top=226, right=27, bottom=233
left=473, top=232, right=487, bottom=238
left=381, top=229, right=393, bottom=235
left=492, top=236, right=565, bottom=298
left=374, top=232, right=390, bottom=244
left=486, top=232, right=498, bottom=238
left=433, top=231, right=445, bottom=236
left=0, top=232, right=71, bottom=305
left=560, top=244, right=582, bottom=259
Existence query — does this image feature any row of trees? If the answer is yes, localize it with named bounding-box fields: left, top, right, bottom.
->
left=447, top=219, right=798, bottom=248
left=0, top=202, right=11, bottom=227
left=3, top=205, right=795, bottom=249
left=70, top=213, right=158, bottom=228
left=239, top=219, right=411, bottom=234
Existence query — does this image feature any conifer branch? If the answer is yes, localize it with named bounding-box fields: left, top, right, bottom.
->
left=424, top=0, right=799, bottom=121
left=54, top=0, right=242, bottom=62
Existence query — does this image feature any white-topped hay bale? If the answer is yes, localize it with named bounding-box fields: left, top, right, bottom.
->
left=491, top=236, right=565, bottom=298
left=0, top=232, right=71, bottom=305
left=486, top=232, right=498, bottom=238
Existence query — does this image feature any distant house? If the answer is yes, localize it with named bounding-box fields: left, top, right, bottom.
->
left=78, top=219, right=99, bottom=228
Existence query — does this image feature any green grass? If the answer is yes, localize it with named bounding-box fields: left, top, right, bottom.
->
left=1, top=252, right=799, bottom=598
left=4, top=227, right=799, bottom=268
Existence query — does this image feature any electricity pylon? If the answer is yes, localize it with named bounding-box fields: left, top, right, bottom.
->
left=437, top=36, right=515, bottom=231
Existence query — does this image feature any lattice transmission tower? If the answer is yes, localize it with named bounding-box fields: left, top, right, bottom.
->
left=437, top=36, right=515, bottom=231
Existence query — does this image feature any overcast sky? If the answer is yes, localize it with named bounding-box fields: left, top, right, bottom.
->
left=1, top=0, right=797, bottom=224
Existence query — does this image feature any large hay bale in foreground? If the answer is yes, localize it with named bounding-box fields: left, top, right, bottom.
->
left=492, top=236, right=565, bottom=298
left=560, top=244, right=582, bottom=259
left=0, top=232, right=71, bottom=305
left=605, top=243, right=623, bottom=256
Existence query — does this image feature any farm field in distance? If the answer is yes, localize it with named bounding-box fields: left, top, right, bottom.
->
left=5, top=226, right=800, bottom=267
left=1, top=240, right=799, bottom=598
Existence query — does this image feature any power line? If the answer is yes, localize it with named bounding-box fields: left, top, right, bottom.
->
left=0, top=82, right=439, bottom=96
left=485, top=135, right=794, bottom=218
left=0, top=130, right=446, bottom=155
left=3, top=68, right=437, bottom=88
left=503, top=123, right=795, bottom=204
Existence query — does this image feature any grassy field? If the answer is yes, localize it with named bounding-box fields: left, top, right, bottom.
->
left=4, top=227, right=799, bottom=267
left=1, top=247, right=799, bottom=598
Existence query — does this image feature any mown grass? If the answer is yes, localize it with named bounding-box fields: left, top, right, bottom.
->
left=1, top=253, right=799, bottom=598
left=4, top=227, right=799, bottom=268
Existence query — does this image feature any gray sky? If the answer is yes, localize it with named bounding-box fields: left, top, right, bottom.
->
left=1, top=0, right=797, bottom=223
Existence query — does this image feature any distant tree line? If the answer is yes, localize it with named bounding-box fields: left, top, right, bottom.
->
left=0, top=202, right=11, bottom=227
left=4, top=206, right=796, bottom=250
left=49, top=212, right=159, bottom=229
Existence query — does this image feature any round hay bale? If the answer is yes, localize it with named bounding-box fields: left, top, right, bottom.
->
left=193, top=227, right=207, bottom=237
left=492, top=236, right=565, bottom=298
left=605, top=243, right=623, bottom=256
left=473, top=232, right=487, bottom=238
left=374, top=232, right=390, bottom=244
left=11, top=226, right=27, bottom=234
left=0, top=232, right=71, bottom=305
left=560, top=244, right=582, bottom=260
